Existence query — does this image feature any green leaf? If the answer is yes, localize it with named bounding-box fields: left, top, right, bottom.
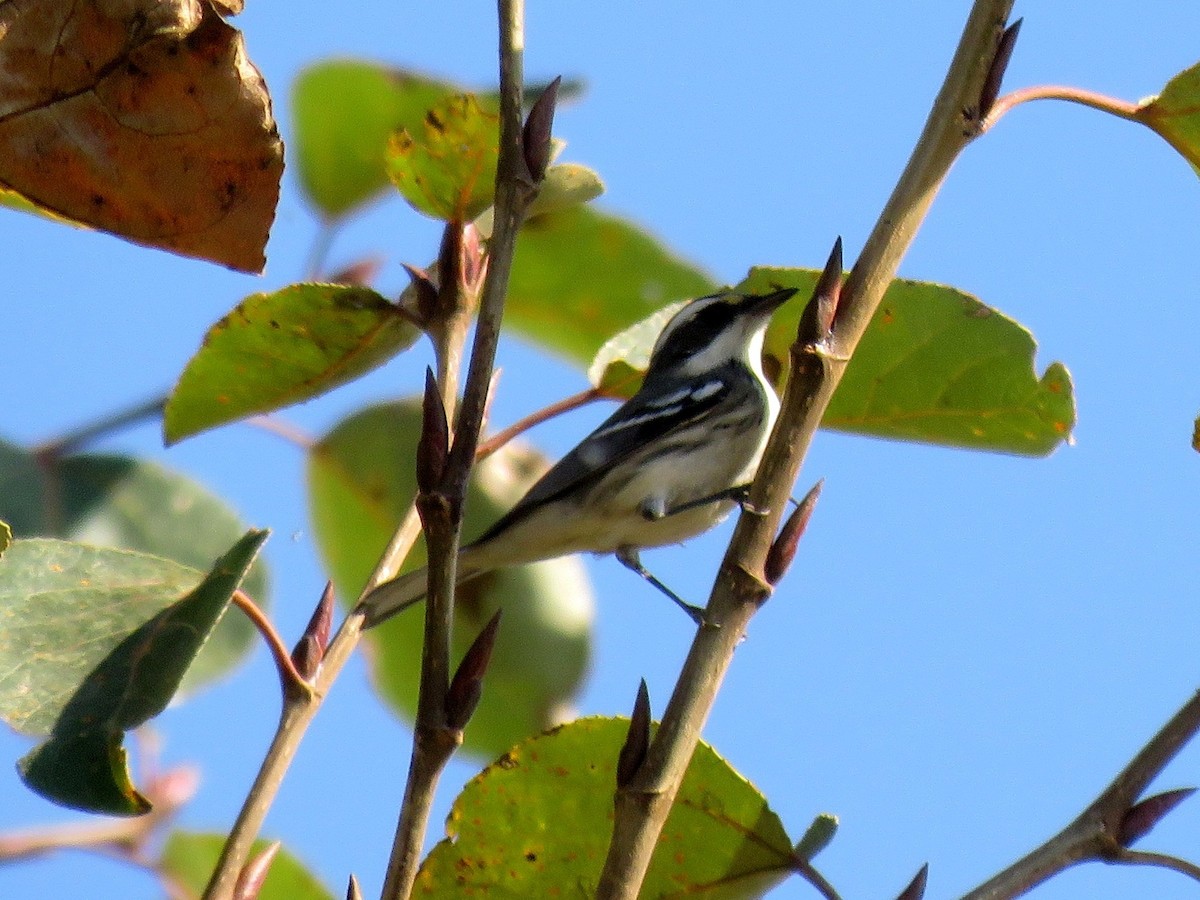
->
left=3, top=531, right=266, bottom=813
left=417, top=717, right=796, bottom=898
left=1135, top=60, right=1200, bottom=176
left=527, top=162, right=605, bottom=218
left=161, top=831, right=335, bottom=900
left=475, top=162, right=606, bottom=239
left=505, top=205, right=718, bottom=364
left=743, top=267, right=1075, bottom=456
left=165, top=284, right=419, bottom=443
left=386, top=94, right=500, bottom=223
left=307, top=401, right=592, bottom=758
left=0, top=445, right=268, bottom=694
left=291, top=62, right=459, bottom=218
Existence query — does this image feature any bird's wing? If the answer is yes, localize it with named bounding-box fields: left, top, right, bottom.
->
left=471, top=374, right=733, bottom=544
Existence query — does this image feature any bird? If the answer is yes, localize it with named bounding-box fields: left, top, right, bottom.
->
left=359, top=286, right=798, bottom=628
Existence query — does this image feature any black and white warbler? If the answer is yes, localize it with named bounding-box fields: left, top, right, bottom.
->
left=360, top=287, right=798, bottom=628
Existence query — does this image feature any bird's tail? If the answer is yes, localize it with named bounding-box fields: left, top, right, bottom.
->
left=358, top=555, right=485, bottom=629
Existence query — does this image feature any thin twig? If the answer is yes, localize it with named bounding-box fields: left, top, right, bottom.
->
left=379, top=368, right=465, bottom=900
left=33, top=395, right=167, bottom=458
left=981, top=84, right=1140, bottom=134
left=476, top=385, right=605, bottom=459
left=243, top=415, right=315, bottom=450
left=594, top=2, right=1017, bottom=896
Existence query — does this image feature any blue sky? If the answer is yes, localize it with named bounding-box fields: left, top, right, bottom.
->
left=4, top=3, right=1200, bottom=898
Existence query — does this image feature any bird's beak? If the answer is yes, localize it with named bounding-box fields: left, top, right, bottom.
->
left=747, top=287, right=798, bottom=314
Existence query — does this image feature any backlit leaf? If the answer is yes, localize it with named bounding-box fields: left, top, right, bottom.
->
left=505, top=205, right=717, bottom=364
left=292, top=61, right=457, bottom=218
left=1135, top=60, right=1200, bottom=177
left=165, top=284, right=419, bottom=443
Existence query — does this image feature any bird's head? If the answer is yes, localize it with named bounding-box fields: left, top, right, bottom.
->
left=646, top=288, right=798, bottom=379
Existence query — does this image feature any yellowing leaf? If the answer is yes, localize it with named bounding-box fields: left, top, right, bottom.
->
left=386, top=94, right=501, bottom=222
left=292, top=61, right=459, bottom=218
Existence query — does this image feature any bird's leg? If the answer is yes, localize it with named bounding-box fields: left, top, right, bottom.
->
left=615, top=546, right=706, bottom=625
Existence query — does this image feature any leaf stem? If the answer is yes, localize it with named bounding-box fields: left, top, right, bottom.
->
left=242, top=415, right=315, bottom=450
left=305, top=218, right=341, bottom=281
left=594, top=2, right=1016, bottom=896
left=33, top=395, right=167, bottom=458
left=795, top=860, right=842, bottom=900
left=228, top=590, right=308, bottom=697
left=982, top=84, right=1140, bottom=133
left=475, top=385, right=605, bottom=459
left=1117, top=849, right=1200, bottom=883
left=378, top=3, right=537, bottom=896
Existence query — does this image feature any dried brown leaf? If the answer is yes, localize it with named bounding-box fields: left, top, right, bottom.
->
left=0, top=0, right=283, bottom=272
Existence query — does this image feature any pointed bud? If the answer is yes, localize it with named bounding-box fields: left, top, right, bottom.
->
left=417, top=368, right=450, bottom=493
left=327, top=256, right=384, bottom=288
left=445, top=610, right=503, bottom=729
left=978, top=19, right=1022, bottom=121
left=797, top=237, right=844, bottom=345
left=793, top=812, right=838, bottom=863
left=765, top=480, right=823, bottom=586
left=895, top=863, right=928, bottom=900
left=523, top=76, right=562, bottom=182
left=233, top=840, right=280, bottom=900
left=402, top=263, right=439, bottom=326
left=346, top=874, right=363, bottom=900
left=617, top=679, right=651, bottom=788
left=459, top=222, right=489, bottom=299
left=1118, top=787, right=1196, bottom=847
left=291, top=581, right=335, bottom=680
left=436, top=222, right=464, bottom=313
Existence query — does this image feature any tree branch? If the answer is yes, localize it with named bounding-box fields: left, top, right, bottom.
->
left=594, top=2, right=1017, bottom=895
left=963, top=689, right=1200, bottom=898
left=379, top=3, right=542, bottom=897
